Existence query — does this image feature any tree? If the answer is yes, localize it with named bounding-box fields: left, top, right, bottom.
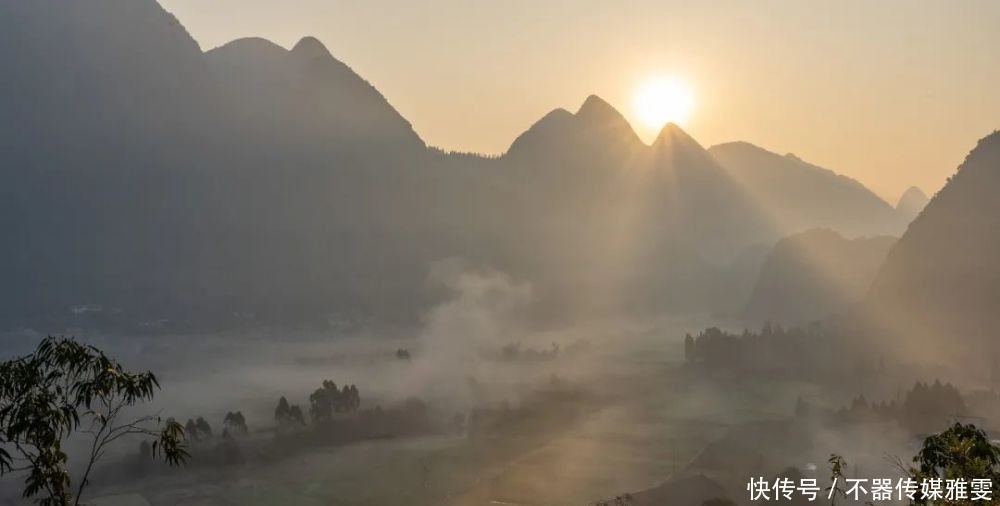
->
left=185, top=418, right=200, bottom=441
left=900, top=380, right=967, bottom=434
left=308, top=381, right=361, bottom=423
left=195, top=417, right=212, bottom=439
left=223, top=411, right=248, bottom=436
left=309, top=383, right=334, bottom=423
left=287, top=405, right=306, bottom=426
left=826, top=454, right=848, bottom=506
left=339, top=385, right=352, bottom=413
left=274, top=397, right=305, bottom=432
left=340, top=384, right=361, bottom=413
left=908, top=423, right=1000, bottom=506
left=0, top=336, right=187, bottom=506
left=274, top=396, right=290, bottom=425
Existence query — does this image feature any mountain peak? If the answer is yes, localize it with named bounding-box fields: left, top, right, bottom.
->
left=576, top=95, right=621, bottom=121
left=896, top=186, right=930, bottom=219
left=291, top=36, right=332, bottom=60
left=505, top=95, right=642, bottom=160
left=206, top=37, right=289, bottom=64
left=649, top=123, right=720, bottom=173
left=653, top=122, right=704, bottom=151
left=899, top=186, right=928, bottom=202
left=212, top=37, right=285, bottom=53
left=574, top=95, right=642, bottom=146
left=505, top=108, right=576, bottom=157
left=534, top=107, right=576, bottom=130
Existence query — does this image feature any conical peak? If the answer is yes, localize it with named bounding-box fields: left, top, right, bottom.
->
left=291, top=36, right=333, bottom=60
left=900, top=186, right=928, bottom=201
left=213, top=37, right=286, bottom=53
left=504, top=108, right=576, bottom=156
left=654, top=122, right=701, bottom=148
left=505, top=95, right=645, bottom=158
left=538, top=107, right=575, bottom=124
left=574, top=95, right=642, bottom=146
left=576, top=95, right=624, bottom=122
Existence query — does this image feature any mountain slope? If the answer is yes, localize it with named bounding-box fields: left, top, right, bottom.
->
left=499, top=100, right=777, bottom=315
left=0, top=0, right=773, bottom=328
left=745, top=229, right=896, bottom=324
left=0, top=0, right=216, bottom=157
left=867, top=130, right=1000, bottom=365
left=205, top=36, right=424, bottom=153
left=708, top=142, right=904, bottom=237
left=0, top=0, right=437, bottom=329
left=0, top=0, right=911, bottom=331
left=895, top=186, right=930, bottom=222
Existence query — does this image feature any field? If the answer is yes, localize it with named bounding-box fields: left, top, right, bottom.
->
left=79, top=322, right=829, bottom=506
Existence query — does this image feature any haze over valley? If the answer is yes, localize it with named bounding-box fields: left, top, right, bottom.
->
left=1, top=2, right=998, bottom=506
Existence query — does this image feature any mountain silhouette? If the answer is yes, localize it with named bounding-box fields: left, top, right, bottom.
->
left=0, top=0, right=922, bottom=331
left=506, top=94, right=644, bottom=167
left=206, top=36, right=424, bottom=152
left=0, top=0, right=216, bottom=156
left=500, top=96, right=779, bottom=315
left=867, top=130, right=1000, bottom=367
left=745, top=229, right=896, bottom=325
left=0, top=0, right=437, bottom=329
left=895, top=186, right=930, bottom=222
left=576, top=94, right=642, bottom=142
left=708, top=142, right=904, bottom=237
left=654, top=122, right=718, bottom=167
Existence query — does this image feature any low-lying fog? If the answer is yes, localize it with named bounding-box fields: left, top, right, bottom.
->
left=0, top=269, right=953, bottom=506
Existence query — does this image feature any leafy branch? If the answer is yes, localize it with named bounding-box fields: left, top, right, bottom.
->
left=0, top=336, right=188, bottom=506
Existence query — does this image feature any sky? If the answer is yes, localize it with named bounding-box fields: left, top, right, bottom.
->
left=160, top=0, right=1000, bottom=201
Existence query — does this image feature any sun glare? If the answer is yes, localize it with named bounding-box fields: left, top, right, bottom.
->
left=633, top=77, right=695, bottom=130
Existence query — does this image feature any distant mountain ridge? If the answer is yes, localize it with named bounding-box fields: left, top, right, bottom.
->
left=708, top=141, right=906, bottom=237
left=0, top=0, right=918, bottom=331
left=498, top=94, right=775, bottom=315
left=206, top=36, right=425, bottom=153
left=895, top=186, right=930, bottom=221
left=505, top=95, right=643, bottom=169
left=745, top=229, right=896, bottom=325
left=867, top=130, right=1000, bottom=367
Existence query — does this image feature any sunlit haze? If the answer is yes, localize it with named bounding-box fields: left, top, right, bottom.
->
left=633, top=77, right=695, bottom=134
left=5, top=3, right=1000, bottom=506
left=159, top=0, right=1000, bottom=200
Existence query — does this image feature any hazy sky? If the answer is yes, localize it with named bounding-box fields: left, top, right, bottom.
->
left=160, top=0, right=1000, bottom=201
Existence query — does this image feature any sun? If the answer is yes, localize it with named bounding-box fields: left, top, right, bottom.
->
left=633, top=77, right=695, bottom=130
